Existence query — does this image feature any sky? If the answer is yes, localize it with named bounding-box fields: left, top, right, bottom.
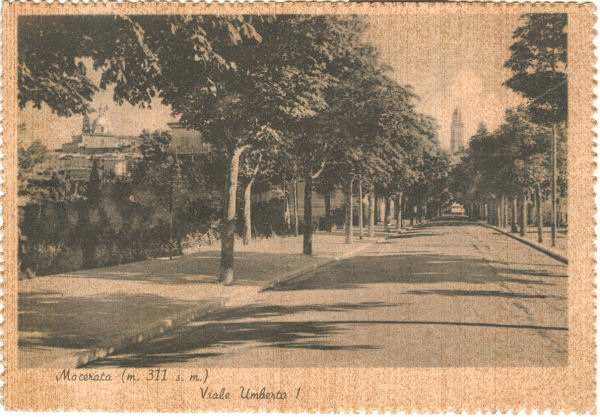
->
left=366, top=13, right=525, bottom=149
left=19, top=13, right=525, bottom=151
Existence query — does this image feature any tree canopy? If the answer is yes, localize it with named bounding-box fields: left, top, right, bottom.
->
left=19, top=14, right=451, bottom=282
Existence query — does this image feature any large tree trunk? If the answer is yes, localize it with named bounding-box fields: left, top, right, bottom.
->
left=358, top=177, right=364, bottom=240
left=384, top=198, right=391, bottom=232
left=498, top=196, right=503, bottom=227
left=284, top=184, right=291, bottom=233
left=293, top=179, right=299, bottom=237
left=303, top=171, right=313, bottom=255
left=496, top=199, right=501, bottom=227
left=484, top=203, right=488, bottom=221
left=511, top=197, right=518, bottom=232
left=344, top=178, right=353, bottom=244
left=536, top=185, right=543, bottom=243
left=169, top=206, right=174, bottom=260
left=243, top=179, right=254, bottom=246
left=324, top=190, right=332, bottom=232
left=520, top=193, right=527, bottom=237
left=504, top=196, right=509, bottom=228
left=378, top=197, right=386, bottom=225
left=368, top=190, right=375, bottom=237
left=396, top=193, right=403, bottom=231
left=243, top=157, right=261, bottom=246
left=501, top=195, right=507, bottom=228
left=219, top=146, right=247, bottom=285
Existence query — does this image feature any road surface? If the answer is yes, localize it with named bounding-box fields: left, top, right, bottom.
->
left=87, top=219, right=568, bottom=368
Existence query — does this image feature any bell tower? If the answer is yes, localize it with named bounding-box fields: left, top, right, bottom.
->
left=82, top=113, right=91, bottom=134
left=450, top=108, right=464, bottom=154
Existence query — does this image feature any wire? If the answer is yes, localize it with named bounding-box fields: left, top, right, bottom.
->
left=527, top=79, right=567, bottom=105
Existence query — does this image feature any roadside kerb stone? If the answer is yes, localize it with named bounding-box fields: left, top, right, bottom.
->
left=261, top=234, right=388, bottom=291
left=478, top=221, right=568, bottom=264
left=56, top=234, right=387, bottom=368
left=61, top=298, right=225, bottom=368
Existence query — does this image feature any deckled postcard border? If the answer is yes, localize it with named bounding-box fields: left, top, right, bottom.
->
left=1, top=1, right=596, bottom=412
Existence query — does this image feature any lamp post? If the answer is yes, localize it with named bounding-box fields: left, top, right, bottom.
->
left=551, top=123, right=557, bottom=247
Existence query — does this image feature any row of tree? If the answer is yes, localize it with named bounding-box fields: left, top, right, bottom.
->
left=449, top=13, right=568, bottom=245
left=20, top=15, right=451, bottom=283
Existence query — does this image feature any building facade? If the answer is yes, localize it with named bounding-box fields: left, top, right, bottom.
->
left=61, top=108, right=139, bottom=156
left=58, top=113, right=211, bottom=180
left=167, top=122, right=211, bottom=158
left=58, top=107, right=140, bottom=179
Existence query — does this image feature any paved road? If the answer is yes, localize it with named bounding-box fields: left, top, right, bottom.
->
left=87, top=219, right=568, bottom=368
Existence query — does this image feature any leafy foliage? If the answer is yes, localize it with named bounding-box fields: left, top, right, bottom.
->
left=18, top=14, right=453, bottom=278
left=504, top=13, right=567, bottom=123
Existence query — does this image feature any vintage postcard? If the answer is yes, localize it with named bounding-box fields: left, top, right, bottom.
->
left=2, top=1, right=596, bottom=412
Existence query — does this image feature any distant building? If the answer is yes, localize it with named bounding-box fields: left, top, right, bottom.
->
left=450, top=108, right=465, bottom=154
left=98, top=154, right=128, bottom=177
left=59, top=106, right=141, bottom=179
left=167, top=122, right=211, bottom=158
left=58, top=112, right=212, bottom=180
left=58, top=154, right=93, bottom=181
left=61, top=106, right=139, bottom=156
left=448, top=202, right=465, bottom=215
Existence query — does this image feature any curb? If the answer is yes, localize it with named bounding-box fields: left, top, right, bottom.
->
left=62, top=233, right=387, bottom=368
left=261, top=234, right=388, bottom=291
left=478, top=221, right=568, bottom=264
left=49, top=298, right=226, bottom=368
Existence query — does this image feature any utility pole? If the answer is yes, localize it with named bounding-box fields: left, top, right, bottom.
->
left=358, top=176, right=364, bottom=240
left=345, top=178, right=353, bottom=244
left=525, top=81, right=565, bottom=247
left=551, top=123, right=557, bottom=247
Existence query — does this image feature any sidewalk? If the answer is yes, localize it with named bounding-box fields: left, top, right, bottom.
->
left=481, top=223, right=568, bottom=262
left=19, top=229, right=385, bottom=368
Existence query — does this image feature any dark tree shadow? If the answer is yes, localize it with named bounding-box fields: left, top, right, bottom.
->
left=83, top=312, right=567, bottom=368
left=267, top=251, right=565, bottom=292
left=33, top=251, right=314, bottom=286
left=389, top=232, right=442, bottom=239
left=82, top=301, right=406, bottom=367
left=207, top=301, right=406, bottom=322
left=419, top=219, right=478, bottom=228
left=405, top=289, right=565, bottom=299
left=19, top=291, right=205, bottom=351
left=24, top=217, right=568, bottom=368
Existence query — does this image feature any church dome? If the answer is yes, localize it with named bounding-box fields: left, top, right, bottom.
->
left=92, top=115, right=111, bottom=134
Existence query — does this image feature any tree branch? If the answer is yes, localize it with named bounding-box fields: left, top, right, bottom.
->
left=251, top=154, right=263, bottom=179
left=311, top=161, right=326, bottom=179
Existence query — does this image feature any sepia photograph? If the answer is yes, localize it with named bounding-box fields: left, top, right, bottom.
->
left=4, top=1, right=596, bottom=412
left=17, top=11, right=569, bottom=369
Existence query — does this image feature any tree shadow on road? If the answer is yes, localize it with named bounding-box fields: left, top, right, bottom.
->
left=267, top=251, right=565, bottom=292
left=405, top=289, right=565, bottom=299
left=18, top=291, right=202, bottom=352
left=208, top=301, right=406, bottom=322
left=83, top=311, right=567, bottom=368
left=82, top=301, right=401, bottom=368
left=388, top=232, right=442, bottom=239
left=418, top=219, right=479, bottom=228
